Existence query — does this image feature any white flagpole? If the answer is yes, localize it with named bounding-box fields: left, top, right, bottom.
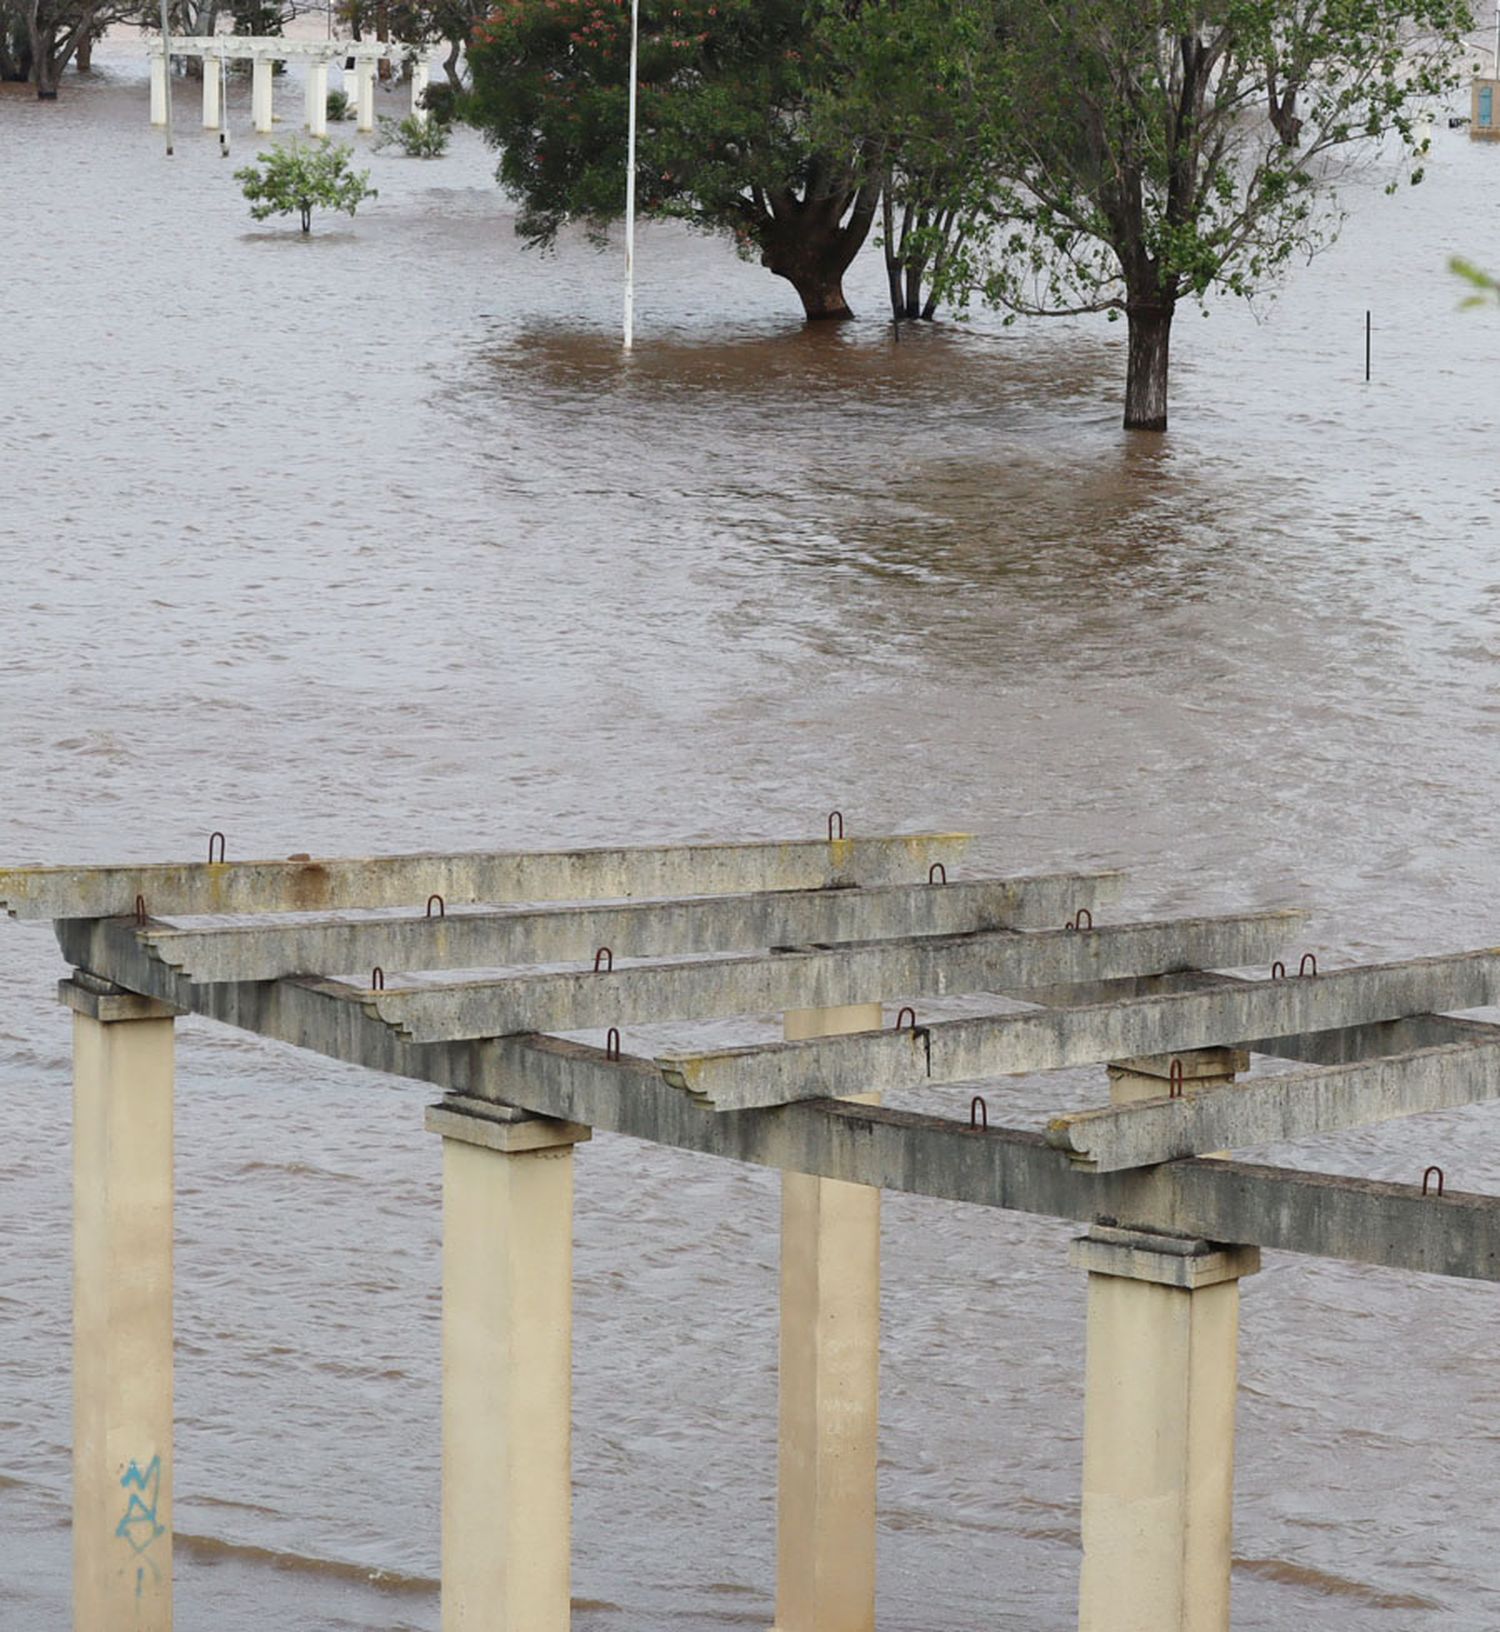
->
left=623, top=0, right=639, bottom=350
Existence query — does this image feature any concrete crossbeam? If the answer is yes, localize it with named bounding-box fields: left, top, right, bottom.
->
left=1, top=835, right=974, bottom=922
left=125, top=872, right=1120, bottom=984
left=362, top=912, right=1303, bottom=1041
left=1049, top=1039, right=1500, bottom=1171
left=51, top=919, right=1500, bottom=1281
left=659, top=952, right=1500, bottom=1110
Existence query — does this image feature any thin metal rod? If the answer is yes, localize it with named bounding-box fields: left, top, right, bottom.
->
left=1365, top=309, right=1371, bottom=382
left=622, top=0, right=639, bottom=351
left=158, top=0, right=175, bottom=156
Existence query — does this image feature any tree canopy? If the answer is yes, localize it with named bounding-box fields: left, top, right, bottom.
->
left=465, top=0, right=882, bottom=318
left=964, top=0, right=1472, bottom=426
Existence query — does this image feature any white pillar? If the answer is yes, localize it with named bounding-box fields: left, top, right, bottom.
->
left=1071, top=1227, right=1261, bottom=1632
left=425, top=1098, right=589, bottom=1632
left=410, top=58, right=430, bottom=125
left=65, top=975, right=179, bottom=1632
left=306, top=60, right=329, bottom=136
left=251, top=55, right=273, bottom=133
left=201, top=55, right=220, bottom=129
left=149, top=54, right=167, bottom=126
left=354, top=58, right=375, bottom=132
left=771, top=1002, right=883, bottom=1632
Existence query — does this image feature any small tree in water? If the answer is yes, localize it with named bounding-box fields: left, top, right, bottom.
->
left=235, top=141, right=376, bottom=235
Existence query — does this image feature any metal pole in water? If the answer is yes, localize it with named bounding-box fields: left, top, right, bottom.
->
left=219, top=51, right=230, bottom=157
left=158, top=0, right=175, bottom=156
left=622, top=0, right=640, bottom=351
left=1365, top=309, right=1371, bottom=382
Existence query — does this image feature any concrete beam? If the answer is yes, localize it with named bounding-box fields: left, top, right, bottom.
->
left=122, top=872, right=1120, bottom=984
left=658, top=951, right=1500, bottom=1110
left=51, top=918, right=1500, bottom=1282
left=146, top=36, right=429, bottom=59
left=1049, top=1039, right=1500, bottom=1171
left=1, top=835, right=974, bottom=921
left=361, top=912, right=1303, bottom=1041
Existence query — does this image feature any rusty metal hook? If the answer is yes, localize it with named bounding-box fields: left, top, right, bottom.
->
left=827, top=810, right=845, bottom=841
left=134, top=894, right=147, bottom=927
left=928, top=862, right=947, bottom=885
left=970, top=1095, right=988, bottom=1131
left=594, top=946, right=614, bottom=973
left=1299, top=952, right=1318, bottom=978
left=370, top=967, right=385, bottom=992
left=606, top=1027, right=621, bottom=1061
left=207, top=831, right=227, bottom=864
left=426, top=894, right=445, bottom=918
left=895, top=1006, right=918, bottom=1031
left=1270, top=960, right=1287, bottom=980
left=1066, top=907, right=1094, bottom=932
left=1169, top=1058, right=1185, bottom=1099
left=1422, top=1165, right=1445, bottom=1197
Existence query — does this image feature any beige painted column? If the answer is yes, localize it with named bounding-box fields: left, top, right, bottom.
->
left=1072, top=1226, right=1261, bottom=1632
left=771, top=1001, right=883, bottom=1632
left=64, top=975, right=179, bottom=1632
left=425, top=1096, right=590, bottom=1632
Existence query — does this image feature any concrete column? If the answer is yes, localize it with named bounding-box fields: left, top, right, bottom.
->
left=354, top=59, right=375, bottom=132
left=251, top=55, right=273, bottom=133
left=771, top=1001, right=883, bottom=1632
left=425, top=1097, right=590, bottom=1632
left=410, top=58, right=430, bottom=125
left=306, top=60, right=329, bottom=136
left=201, top=56, right=220, bottom=130
left=64, top=975, right=180, bottom=1632
left=1071, top=1226, right=1261, bottom=1632
left=149, top=55, right=167, bottom=126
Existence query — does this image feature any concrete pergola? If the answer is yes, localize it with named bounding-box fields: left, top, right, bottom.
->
left=6, top=828, right=1500, bottom=1632
left=146, top=35, right=441, bottom=137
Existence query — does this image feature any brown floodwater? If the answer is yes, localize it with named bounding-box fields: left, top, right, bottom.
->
left=4, top=40, right=1500, bottom=1632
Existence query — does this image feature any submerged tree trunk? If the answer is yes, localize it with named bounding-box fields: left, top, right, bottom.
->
left=755, top=165, right=881, bottom=324
left=1123, top=300, right=1174, bottom=431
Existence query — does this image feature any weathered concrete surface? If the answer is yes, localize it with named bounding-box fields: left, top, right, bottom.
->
left=659, top=951, right=1500, bottom=1110
left=362, top=912, right=1302, bottom=1041
left=124, top=871, right=1122, bottom=984
left=53, top=918, right=1500, bottom=1280
left=773, top=1004, right=882, bottom=1632
left=0, top=835, right=973, bottom=921
left=69, top=991, right=174, bottom=1631
left=1049, top=1039, right=1500, bottom=1171
left=430, top=1102, right=576, bottom=1632
left=1073, top=1228, right=1258, bottom=1632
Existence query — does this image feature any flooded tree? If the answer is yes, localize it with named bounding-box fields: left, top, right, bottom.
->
left=972, top=0, right=1471, bottom=430
left=16, top=0, right=127, bottom=95
left=464, top=0, right=882, bottom=320
left=235, top=141, right=376, bottom=233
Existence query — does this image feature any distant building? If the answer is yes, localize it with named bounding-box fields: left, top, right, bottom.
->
left=1472, top=77, right=1500, bottom=138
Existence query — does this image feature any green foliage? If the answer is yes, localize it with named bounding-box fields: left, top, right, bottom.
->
left=462, top=0, right=878, bottom=276
left=965, top=0, right=1472, bottom=322
left=234, top=141, right=377, bottom=234
left=1452, top=255, right=1500, bottom=307
left=326, top=87, right=351, bottom=122
left=375, top=112, right=451, bottom=157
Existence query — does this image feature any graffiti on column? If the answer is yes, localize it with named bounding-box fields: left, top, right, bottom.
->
left=116, top=1455, right=166, bottom=1597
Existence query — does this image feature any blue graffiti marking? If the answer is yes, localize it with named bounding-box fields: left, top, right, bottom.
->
left=115, top=1456, right=165, bottom=1559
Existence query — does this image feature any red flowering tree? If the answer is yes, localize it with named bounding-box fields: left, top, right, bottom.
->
left=465, top=0, right=882, bottom=319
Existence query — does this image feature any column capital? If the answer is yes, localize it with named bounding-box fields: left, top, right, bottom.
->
left=426, top=1095, right=590, bottom=1155
left=1070, top=1224, right=1260, bottom=1290
left=59, top=973, right=182, bottom=1024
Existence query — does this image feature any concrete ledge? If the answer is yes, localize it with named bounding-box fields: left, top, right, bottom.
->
left=425, top=1096, right=591, bottom=1154
left=1070, top=1226, right=1260, bottom=1289
left=58, top=976, right=182, bottom=1024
